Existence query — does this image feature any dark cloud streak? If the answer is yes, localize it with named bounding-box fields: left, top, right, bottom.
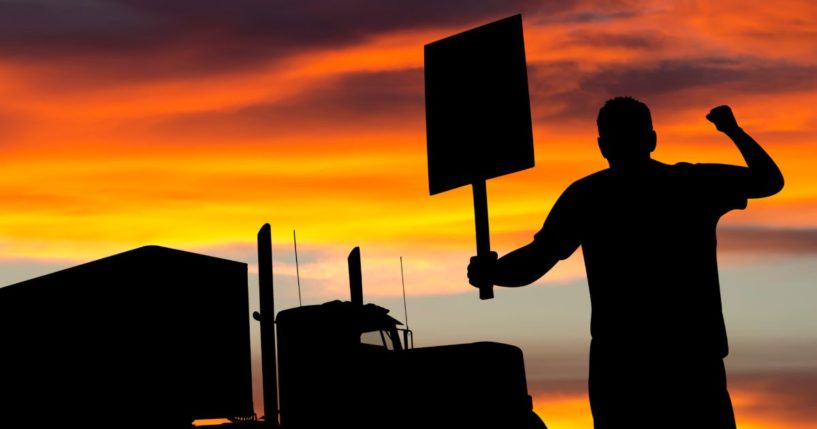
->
left=584, top=60, right=817, bottom=97
left=528, top=58, right=817, bottom=125
left=150, top=68, right=424, bottom=140
left=718, top=227, right=817, bottom=254
left=730, top=371, right=817, bottom=423
left=563, top=31, right=664, bottom=49
left=0, top=0, right=540, bottom=82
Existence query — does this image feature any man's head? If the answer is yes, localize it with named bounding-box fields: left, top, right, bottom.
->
left=596, top=97, right=656, bottom=168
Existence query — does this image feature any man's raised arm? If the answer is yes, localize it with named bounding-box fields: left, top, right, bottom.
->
left=706, top=105, right=785, bottom=198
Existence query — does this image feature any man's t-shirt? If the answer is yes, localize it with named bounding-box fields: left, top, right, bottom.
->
left=534, top=160, right=748, bottom=358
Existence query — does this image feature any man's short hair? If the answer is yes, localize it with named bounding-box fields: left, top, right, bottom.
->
left=597, top=97, right=653, bottom=137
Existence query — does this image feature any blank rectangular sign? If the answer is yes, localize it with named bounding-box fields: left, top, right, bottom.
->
left=425, top=14, right=535, bottom=195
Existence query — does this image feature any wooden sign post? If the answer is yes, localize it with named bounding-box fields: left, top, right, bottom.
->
left=425, top=14, right=535, bottom=300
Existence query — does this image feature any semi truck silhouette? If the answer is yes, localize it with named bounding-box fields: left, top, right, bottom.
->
left=0, top=224, right=545, bottom=428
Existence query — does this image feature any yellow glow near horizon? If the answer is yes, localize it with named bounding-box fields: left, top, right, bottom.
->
left=531, top=382, right=816, bottom=429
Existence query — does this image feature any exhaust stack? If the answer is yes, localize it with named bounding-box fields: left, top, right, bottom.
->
left=348, top=247, right=363, bottom=305
left=256, top=224, right=279, bottom=428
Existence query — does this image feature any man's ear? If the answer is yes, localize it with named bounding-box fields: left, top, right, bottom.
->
left=646, top=130, right=657, bottom=153
left=597, top=136, right=610, bottom=159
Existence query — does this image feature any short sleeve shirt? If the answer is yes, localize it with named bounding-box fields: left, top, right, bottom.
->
left=534, top=161, right=748, bottom=357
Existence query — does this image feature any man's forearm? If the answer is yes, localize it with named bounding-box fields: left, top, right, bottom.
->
left=725, top=127, right=784, bottom=197
left=493, top=242, right=557, bottom=287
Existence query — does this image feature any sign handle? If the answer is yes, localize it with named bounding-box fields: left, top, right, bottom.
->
left=472, top=180, right=494, bottom=300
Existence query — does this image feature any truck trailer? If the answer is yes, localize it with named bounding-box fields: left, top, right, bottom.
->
left=0, top=246, right=253, bottom=427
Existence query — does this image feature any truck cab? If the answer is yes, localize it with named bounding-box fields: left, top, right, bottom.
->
left=257, top=230, right=545, bottom=429
left=274, top=300, right=545, bottom=429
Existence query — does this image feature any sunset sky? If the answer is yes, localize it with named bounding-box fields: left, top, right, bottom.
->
left=1, top=1, right=815, bottom=427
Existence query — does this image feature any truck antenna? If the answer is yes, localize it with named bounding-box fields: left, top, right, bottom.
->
left=400, top=256, right=409, bottom=330
left=293, top=230, right=303, bottom=307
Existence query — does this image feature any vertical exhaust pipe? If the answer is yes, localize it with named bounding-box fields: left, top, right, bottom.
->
left=256, top=224, right=279, bottom=428
left=348, top=247, right=363, bottom=305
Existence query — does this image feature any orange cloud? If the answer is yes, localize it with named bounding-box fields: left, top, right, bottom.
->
left=0, top=2, right=813, bottom=285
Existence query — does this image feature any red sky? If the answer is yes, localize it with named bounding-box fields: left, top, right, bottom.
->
left=1, top=1, right=816, bottom=426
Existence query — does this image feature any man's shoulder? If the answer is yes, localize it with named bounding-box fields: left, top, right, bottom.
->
left=572, top=169, right=612, bottom=187
left=668, top=161, right=741, bottom=178
left=555, top=169, right=612, bottom=205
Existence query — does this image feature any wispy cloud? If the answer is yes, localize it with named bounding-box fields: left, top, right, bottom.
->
left=719, top=227, right=817, bottom=254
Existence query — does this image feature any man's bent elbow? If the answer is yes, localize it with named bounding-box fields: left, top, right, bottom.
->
left=770, top=171, right=785, bottom=195
left=750, top=170, right=784, bottom=198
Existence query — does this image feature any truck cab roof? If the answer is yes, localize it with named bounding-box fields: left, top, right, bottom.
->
left=276, top=300, right=403, bottom=334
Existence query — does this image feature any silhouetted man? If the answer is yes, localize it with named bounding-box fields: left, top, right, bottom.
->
left=468, top=97, right=784, bottom=429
